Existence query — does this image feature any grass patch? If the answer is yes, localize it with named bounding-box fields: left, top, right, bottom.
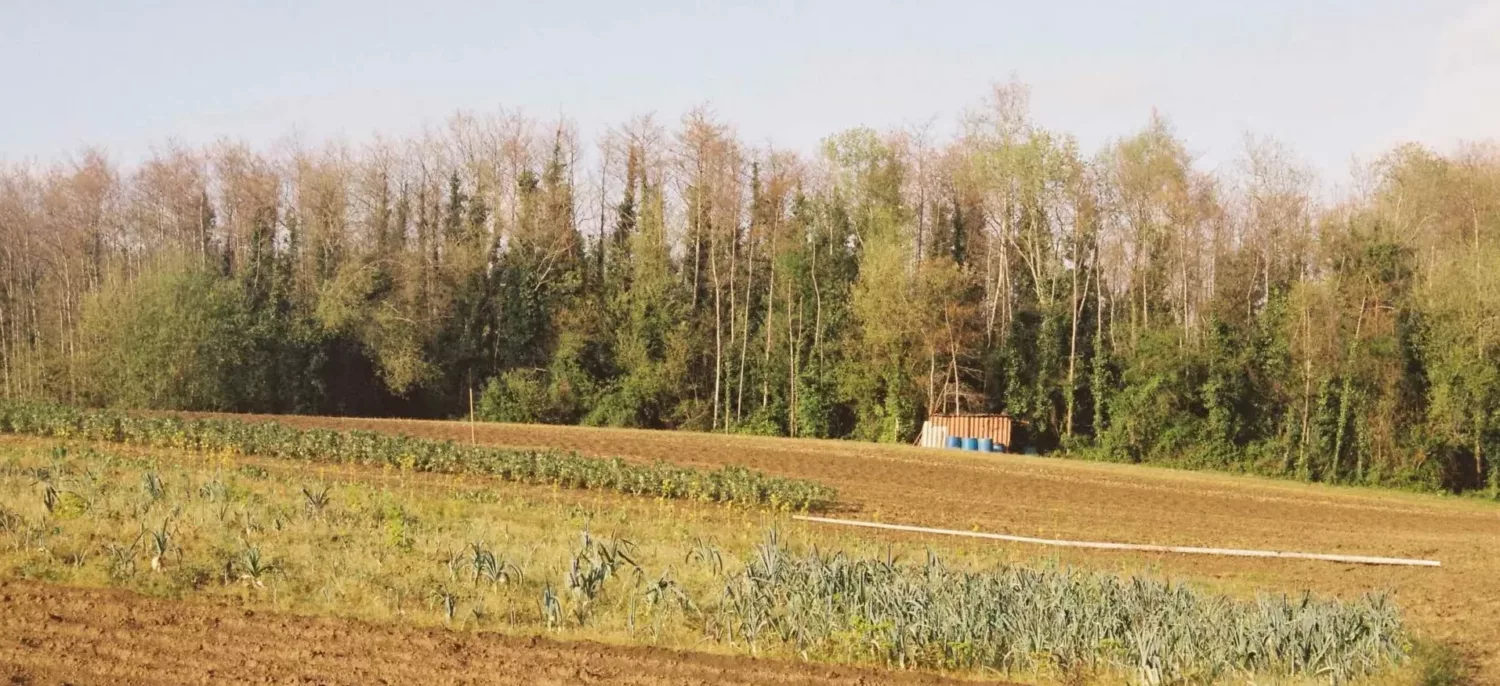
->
left=1408, top=641, right=1472, bottom=686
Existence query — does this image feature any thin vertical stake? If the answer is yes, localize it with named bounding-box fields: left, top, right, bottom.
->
left=469, top=385, right=476, bottom=446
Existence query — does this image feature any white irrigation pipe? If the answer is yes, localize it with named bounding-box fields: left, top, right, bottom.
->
left=792, top=515, right=1441, bottom=568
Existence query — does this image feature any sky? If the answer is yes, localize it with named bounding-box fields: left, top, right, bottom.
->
left=3, top=0, right=1497, bottom=186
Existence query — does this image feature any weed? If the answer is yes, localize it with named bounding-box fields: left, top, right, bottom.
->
left=235, top=545, right=277, bottom=587
left=301, top=484, right=332, bottom=516
left=0, top=505, right=23, bottom=534
left=454, top=542, right=522, bottom=586
left=105, top=529, right=145, bottom=580
left=141, top=471, right=165, bottom=502
left=148, top=519, right=172, bottom=572
left=685, top=537, right=723, bottom=576
left=198, top=476, right=229, bottom=503
left=431, top=585, right=461, bottom=623
left=541, top=584, right=563, bottom=629
left=1410, top=640, right=1470, bottom=686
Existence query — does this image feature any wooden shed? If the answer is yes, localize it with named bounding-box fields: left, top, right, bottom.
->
left=917, top=413, right=1014, bottom=449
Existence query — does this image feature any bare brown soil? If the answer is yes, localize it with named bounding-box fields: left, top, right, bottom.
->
left=0, top=578, right=985, bottom=686
left=219, top=413, right=1500, bottom=683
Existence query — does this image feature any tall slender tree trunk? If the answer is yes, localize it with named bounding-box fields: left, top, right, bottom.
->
left=1333, top=300, right=1368, bottom=481
left=811, top=227, right=823, bottom=368
left=26, top=275, right=39, bottom=396
left=0, top=301, right=10, bottom=398
left=1065, top=250, right=1092, bottom=438
left=998, top=217, right=1012, bottom=344
left=915, top=189, right=925, bottom=265
left=927, top=348, right=937, bottom=414
left=1180, top=241, right=1189, bottom=347
left=985, top=228, right=999, bottom=345
left=726, top=215, right=738, bottom=428
left=1294, top=293, right=1314, bottom=477
left=1138, top=270, right=1148, bottom=345
left=736, top=239, right=754, bottom=422
left=1474, top=206, right=1486, bottom=487
left=1092, top=249, right=1107, bottom=436
left=596, top=151, right=609, bottom=281
left=762, top=229, right=777, bottom=410
left=711, top=229, right=723, bottom=431
left=1298, top=359, right=1313, bottom=477
left=949, top=351, right=961, bottom=414
left=59, top=263, right=76, bottom=403
left=787, top=278, right=796, bottom=437
left=692, top=177, right=703, bottom=312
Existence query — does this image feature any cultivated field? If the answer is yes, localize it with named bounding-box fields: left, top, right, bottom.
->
left=0, top=578, right=976, bottom=686
left=248, top=413, right=1500, bottom=682
left=1, top=408, right=1495, bottom=684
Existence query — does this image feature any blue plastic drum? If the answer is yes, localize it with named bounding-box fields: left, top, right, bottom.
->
left=978, top=438, right=994, bottom=452
left=963, top=437, right=980, bottom=451
left=945, top=436, right=963, bottom=449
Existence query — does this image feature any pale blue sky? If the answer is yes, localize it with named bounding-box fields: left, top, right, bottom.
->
left=4, top=1, right=1498, bottom=182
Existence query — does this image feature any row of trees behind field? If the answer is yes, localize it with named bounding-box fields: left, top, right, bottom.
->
left=3, top=85, right=1498, bottom=493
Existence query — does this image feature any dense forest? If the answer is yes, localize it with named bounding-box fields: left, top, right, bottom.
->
left=2, top=85, right=1497, bottom=493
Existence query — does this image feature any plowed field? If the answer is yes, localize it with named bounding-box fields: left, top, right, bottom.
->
left=0, top=578, right=977, bottom=686
left=222, top=413, right=1500, bottom=682
left=7, top=411, right=1497, bottom=683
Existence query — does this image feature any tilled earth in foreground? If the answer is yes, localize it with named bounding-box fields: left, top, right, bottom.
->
left=228, top=413, right=1500, bottom=683
left=0, top=579, right=985, bottom=686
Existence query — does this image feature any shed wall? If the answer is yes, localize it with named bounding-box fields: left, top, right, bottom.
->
left=927, top=414, right=1012, bottom=447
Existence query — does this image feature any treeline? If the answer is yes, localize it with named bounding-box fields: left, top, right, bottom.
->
left=2, top=85, right=1498, bottom=493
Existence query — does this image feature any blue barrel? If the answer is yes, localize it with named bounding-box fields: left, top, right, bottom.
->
left=978, top=438, right=993, bottom=452
left=993, top=443, right=1007, bottom=453
left=963, top=437, right=980, bottom=451
left=945, top=436, right=963, bottom=449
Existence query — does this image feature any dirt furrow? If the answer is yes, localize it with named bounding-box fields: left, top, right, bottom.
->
left=0, top=579, right=987, bottom=686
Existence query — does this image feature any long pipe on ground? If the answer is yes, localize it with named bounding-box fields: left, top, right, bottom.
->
left=791, top=515, right=1441, bottom=568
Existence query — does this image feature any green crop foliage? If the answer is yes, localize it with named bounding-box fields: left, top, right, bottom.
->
left=713, top=536, right=1408, bottom=683
left=0, top=402, right=836, bottom=512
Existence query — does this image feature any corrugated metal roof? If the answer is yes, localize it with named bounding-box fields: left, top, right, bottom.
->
left=926, top=414, right=1013, bottom=446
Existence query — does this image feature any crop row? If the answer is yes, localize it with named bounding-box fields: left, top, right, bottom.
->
left=0, top=403, right=837, bottom=511
left=712, top=534, right=1407, bottom=682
